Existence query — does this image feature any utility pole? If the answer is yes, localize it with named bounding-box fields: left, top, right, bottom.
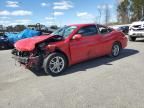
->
left=52, top=8, right=56, bottom=25
left=105, top=4, right=110, bottom=25
left=97, top=5, right=102, bottom=24
left=97, top=4, right=111, bottom=25
left=142, top=6, right=144, bottom=18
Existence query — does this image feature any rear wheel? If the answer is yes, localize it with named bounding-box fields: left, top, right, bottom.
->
left=129, top=36, right=136, bottom=41
left=43, top=52, right=67, bottom=76
left=110, top=42, right=121, bottom=57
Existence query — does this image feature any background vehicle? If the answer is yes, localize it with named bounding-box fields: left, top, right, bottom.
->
left=117, top=26, right=129, bottom=35
left=0, top=29, right=41, bottom=49
left=129, top=18, right=144, bottom=41
left=28, top=23, right=59, bottom=34
left=12, top=23, right=127, bottom=76
left=110, top=25, right=129, bottom=35
left=0, top=35, right=13, bottom=49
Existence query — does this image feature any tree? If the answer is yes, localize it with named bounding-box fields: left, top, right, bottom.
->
left=14, top=25, right=26, bottom=32
left=105, top=4, right=110, bottom=25
left=130, top=0, right=144, bottom=21
left=6, top=26, right=14, bottom=32
left=117, top=0, right=144, bottom=23
left=117, top=0, right=130, bottom=24
left=50, top=25, right=58, bottom=29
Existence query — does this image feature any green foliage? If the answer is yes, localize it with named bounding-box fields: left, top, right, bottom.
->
left=117, top=0, right=144, bottom=23
left=130, top=0, right=144, bottom=21
left=117, top=0, right=130, bottom=24
left=14, top=25, right=26, bottom=32
left=6, top=25, right=26, bottom=32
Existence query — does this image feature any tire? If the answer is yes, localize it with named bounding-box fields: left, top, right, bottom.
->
left=129, top=36, right=136, bottom=41
left=43, top=52, right=67, bottom=76
left=110, top=42, right=121, bottom=57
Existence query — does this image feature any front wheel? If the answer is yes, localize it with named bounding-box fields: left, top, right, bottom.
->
left=43, top=52, right=67, bottom=76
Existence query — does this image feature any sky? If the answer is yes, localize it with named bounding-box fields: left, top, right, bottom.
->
left=0, top=0, right=119, bottom=26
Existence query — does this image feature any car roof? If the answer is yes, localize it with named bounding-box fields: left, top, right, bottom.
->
left=69, top=23, right=97, bottom=27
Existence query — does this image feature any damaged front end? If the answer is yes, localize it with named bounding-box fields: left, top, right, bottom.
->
left=11, top=35, right=63, bottom=69
left=12, top=48, right=43, bottom=69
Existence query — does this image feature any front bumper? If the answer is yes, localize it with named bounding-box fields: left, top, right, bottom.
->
left=129, top=30, right=144, bottom=37
left=12, top=55, right=42, bottom=68
left=12, top=55, right=28, bottom=64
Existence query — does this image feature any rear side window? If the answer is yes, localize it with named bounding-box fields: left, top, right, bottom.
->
left=98, top=25, right=113, bottom=34
left=77, top=25, right=98, bottom=36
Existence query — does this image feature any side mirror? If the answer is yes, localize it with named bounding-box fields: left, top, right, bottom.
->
left=72, top=34, right=82, bottom=40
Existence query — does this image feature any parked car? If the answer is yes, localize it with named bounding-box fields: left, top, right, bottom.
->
left=12, top=23, right=128, bottom=76
left=0, top=35, right=13, bottom=49
left=0, top=29, right=41, bottom=49
left=117, top=26, right=129, bottom=35
left=129, top=18, right=144, bottom=41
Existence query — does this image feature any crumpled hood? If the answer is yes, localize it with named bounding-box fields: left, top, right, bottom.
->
left=15, top=35, right=52, bottom=51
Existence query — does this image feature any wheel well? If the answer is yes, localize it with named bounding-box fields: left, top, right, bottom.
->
left=113, top=41, right=122, bottom=49
left=54, top=48, right=69, bottom=65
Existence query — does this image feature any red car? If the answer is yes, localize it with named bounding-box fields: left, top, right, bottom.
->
left=12, top=24, right=127, bottom=76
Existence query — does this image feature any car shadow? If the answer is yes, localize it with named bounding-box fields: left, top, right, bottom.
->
left=31, top=49, right=139, bottom=77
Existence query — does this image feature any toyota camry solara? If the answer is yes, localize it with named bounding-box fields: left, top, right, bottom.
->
left=12, top=24, right=128, bottom=76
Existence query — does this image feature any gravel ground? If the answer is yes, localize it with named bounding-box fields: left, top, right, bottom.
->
left=0, top=39, right=144, bottom=108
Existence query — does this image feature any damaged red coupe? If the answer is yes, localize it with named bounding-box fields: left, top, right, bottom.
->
left=12, top=24, right=127, bottom=76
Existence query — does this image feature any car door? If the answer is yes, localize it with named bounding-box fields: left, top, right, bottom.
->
left=69, top=25, right=101, bottom=64
left=96, top=25, right=114, bottom=55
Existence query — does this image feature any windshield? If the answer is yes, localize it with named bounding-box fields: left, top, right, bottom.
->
left=51, top=26, right=77, bottom=38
